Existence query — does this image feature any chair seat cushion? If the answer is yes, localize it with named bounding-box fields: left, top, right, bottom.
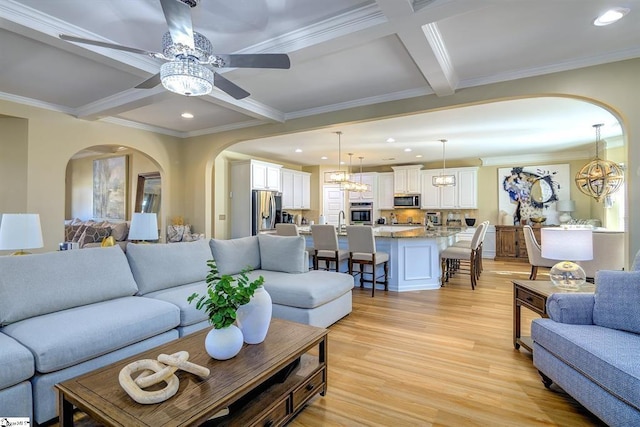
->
left=452, top=240, right=472, bottom=248
left=532, top=318, right=640, bottom=412
left=316, top=249, right=349, bottom=260
left=2, top=297, right=180, bottom=373
left=351, top=251, right=389, bottom=263
left=441, top=246, right=473, bottom=260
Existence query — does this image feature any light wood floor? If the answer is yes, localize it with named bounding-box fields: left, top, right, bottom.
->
left=61, top=260, right=605, bottom=427
left=291, top=259, right=605, bottom=427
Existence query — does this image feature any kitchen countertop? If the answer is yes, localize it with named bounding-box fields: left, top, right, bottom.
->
left=298, top=225, right=463, bottom=239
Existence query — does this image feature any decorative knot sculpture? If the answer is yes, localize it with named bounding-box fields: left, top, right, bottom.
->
left=118, top=351, right=210, bottom=404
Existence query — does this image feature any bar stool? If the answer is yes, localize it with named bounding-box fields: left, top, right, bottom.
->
left=346, top=225, right=389, bottom=297
left=310, top=224, right=348, bottom=272
left=275, top=223, right=299, bottom=236
left=440, top=222, right=486, bottom=290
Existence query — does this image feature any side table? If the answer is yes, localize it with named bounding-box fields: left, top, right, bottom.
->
left=513, top=280, right=595, bottom=352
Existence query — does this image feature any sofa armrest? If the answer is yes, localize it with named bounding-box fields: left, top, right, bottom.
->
left=546, top=293, right=595, bottom=324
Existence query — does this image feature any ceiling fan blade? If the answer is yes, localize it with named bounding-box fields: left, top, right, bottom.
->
left=59, top=34, right=156, bottom=56
left=160, top=0, right=195, bottom=49
left=215, top=54, right=291, bottom=69
left=135, top=73, right=162, bottom=89
left=214, top=73, right=250, bottom=100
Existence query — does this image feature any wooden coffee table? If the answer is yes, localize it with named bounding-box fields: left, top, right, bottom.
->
left=56, top=318, right=328, bottom=426
left=513, top=279, right=595, bottom=352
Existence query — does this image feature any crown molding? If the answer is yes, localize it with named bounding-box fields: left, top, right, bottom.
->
left=481, top=151, right=591, bottom=167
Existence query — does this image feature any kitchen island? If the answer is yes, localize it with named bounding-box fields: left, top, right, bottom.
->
left=299, top=225, right=462, bottom=291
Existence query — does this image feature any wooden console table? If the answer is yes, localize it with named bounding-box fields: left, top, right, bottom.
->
left=513, top=280, right=594, bottom=352
left=496, top=225, right=541, bottom=262
left=56, top=318, right=327, bottom=426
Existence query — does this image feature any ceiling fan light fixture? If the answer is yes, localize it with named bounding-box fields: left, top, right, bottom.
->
left=161, top=58, right=213, bottom=96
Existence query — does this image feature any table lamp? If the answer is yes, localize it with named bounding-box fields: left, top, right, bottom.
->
left=128, top=213, right=158, bottom=243
left=0, top=213, right=44, bottom=255
left=556, top=200, right=576, bottom=224
left=541, top=227, right=593, bottom=290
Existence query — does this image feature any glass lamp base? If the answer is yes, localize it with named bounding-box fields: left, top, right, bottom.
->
left=549, top=261, right=586, bottom=291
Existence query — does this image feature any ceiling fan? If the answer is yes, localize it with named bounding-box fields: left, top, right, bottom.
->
left=59, top=0, right=290, bottom=99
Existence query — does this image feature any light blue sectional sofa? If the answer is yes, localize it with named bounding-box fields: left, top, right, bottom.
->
left=532, top=267, right=640, bottom=426
left=0, top=234, right=353, bottom=424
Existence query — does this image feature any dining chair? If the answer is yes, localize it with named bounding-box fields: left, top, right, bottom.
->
left=275, top=223, right=299, bottom=236
left=440, top=222, right=486, bottom=290
left=522, top=225, right=556, bottom=280
left=346, top=225, right=389, bottom=297
left=310, top=224, right=349, bottom=272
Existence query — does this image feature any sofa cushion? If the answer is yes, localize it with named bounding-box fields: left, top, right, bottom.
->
left=532, top=318, right=640, bottom=412
left=1, top=296, right=180, bottom=373
left=126, top=239, right=212, bottom=295
left=244, top=269, right=354, bottom=309
left=0, top=246, right=139, bottom=326
left=143, top=281, right=209, bottom=327
left=209, top=236, right=261, bottom=276
left=593, top=270, right=640, bottom=334
left=258, top=234, right=307, bottom=273
left=0, top=332, right=34, bottom=389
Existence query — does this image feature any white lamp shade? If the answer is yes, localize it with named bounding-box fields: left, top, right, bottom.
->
left=128, top=213, right=159, bottom=241
left=556, top=200, right=576, bottom=212
left=0, top=213, right=44, bottom=250
left=541, top=227, right=593, bottom=261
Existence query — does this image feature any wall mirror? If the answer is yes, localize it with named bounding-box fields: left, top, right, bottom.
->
left=135, top=172, right=161, bottom=214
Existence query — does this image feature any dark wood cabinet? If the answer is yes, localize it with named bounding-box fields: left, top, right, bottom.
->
left=495, top=225, right=540, bottom=262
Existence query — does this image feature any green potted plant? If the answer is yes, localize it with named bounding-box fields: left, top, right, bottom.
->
left=188, top=259, right=264, bottom=360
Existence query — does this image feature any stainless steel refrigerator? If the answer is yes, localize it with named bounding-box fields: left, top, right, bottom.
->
left=252, top=190, right=282, bottom=235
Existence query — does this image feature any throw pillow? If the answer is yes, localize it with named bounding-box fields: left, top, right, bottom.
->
left=593, top=270, right=640, bottom=334
left=71, top=224, right=88, bottom=242
left=209, top=236, right=261, bottom=276
left=110, top=222, right=129, bottom=241
left=78, top=226, right=112, bottom=248
left=258, top=234, right=306, bottom=274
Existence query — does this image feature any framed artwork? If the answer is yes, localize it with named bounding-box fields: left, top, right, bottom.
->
left=93, top=155, right=128, bottom=220
left=498, top=164, right=570, bottom=223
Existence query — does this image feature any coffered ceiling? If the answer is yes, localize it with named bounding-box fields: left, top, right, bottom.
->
left=0, top=0, right=637, bottom=166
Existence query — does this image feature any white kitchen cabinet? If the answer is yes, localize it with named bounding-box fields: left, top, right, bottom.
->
left=281, top=168, right=311, bottom=209
left=421, top=167, right=478, bottom=209
left=377, top=172, right=394, bottom=209
left=392, top=165, right=422, bottom=194
left=251, top=160, right=282, bottom=191
left=348, top=172, right=377, bottom=202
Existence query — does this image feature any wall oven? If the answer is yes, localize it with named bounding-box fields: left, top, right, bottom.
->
left=393, top=195, right=420, bottom=208
left=350, top=202, right=373, bottom=225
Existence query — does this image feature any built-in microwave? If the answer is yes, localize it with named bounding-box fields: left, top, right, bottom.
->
left=393, top=195, right=420, bottom=208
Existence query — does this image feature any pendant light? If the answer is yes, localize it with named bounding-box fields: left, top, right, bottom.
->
left=432, top=139, right=456, bottom=187
left=342, top=153, right=358, bottom=191
left=324, top=131, right=351, bottom=184
left=575, top=124, right=624, bottom=202
left=355, top=156, right=369, bottom=192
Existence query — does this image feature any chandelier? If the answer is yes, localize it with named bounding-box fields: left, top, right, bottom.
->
left=354, top=156, right=369, bottom=192
left=575, top=124, right=624, bottom=202
left=432, top=139, right=456, bottom=187
left=160, top=32, right=214, bottom=96
left=324, top=131, right=352, bottom=185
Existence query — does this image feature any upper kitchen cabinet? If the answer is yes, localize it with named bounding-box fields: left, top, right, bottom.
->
left=251, top=160, right=282, bottom=191
left=392, top=165, right=422, bottom=194
left=281, top=169, right=311, bottom=210
left=348, top=173, right=377, bottom=202
left=421, top=167, right=478, bottom=209
left=377, top=172, right=394, bottom=209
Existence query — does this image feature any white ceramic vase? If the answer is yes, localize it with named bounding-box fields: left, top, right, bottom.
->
left=204, top=324, right=244, bottom=360
left=236, top=287, right=272, bottom=344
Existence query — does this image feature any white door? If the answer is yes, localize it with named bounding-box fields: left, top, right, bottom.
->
left=323, top=185, right=345, bottom=226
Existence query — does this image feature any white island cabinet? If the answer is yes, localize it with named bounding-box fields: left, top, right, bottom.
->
left=301, top=226, right=459, bottom=291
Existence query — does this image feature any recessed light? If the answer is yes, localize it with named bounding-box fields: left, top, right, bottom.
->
left=181, top=112, right=194, bottom=119
left=416, top=154, right=423, bottom=158
left=321, top=156, right=328, bottom=160
left=386, top=138, right=395, bottom=143
left=295, top=148, right=302, bottom=153
left=594, top=7, right=630, bottom=26
left=404, top=148, right=412, bottom=152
